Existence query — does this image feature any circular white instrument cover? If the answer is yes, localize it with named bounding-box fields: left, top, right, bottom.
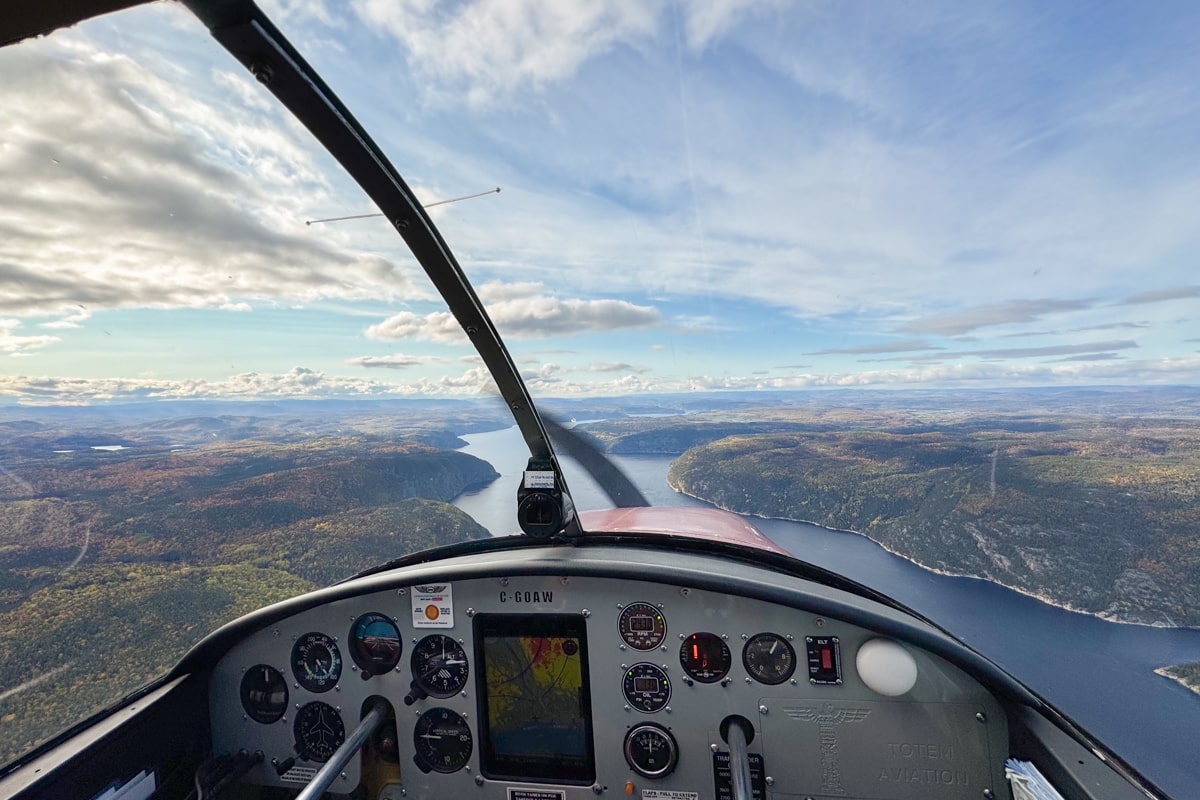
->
left=855, top=638, right=918, bottom=696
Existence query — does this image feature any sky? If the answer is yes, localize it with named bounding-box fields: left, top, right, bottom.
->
left=2, top=0, right=1200, bottom=403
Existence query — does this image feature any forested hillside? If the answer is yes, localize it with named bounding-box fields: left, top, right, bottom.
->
left=0, top=418, right=497, bottom=763
left=666, top=413, right=1200, bottom=627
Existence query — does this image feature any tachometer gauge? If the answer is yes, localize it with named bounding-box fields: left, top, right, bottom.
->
left=411, top=634, right=469, bottom=697
left=349, top=612, right=402, bottom=677
left=618, top=602, right=667, bottom=650
left=413, top=707, right=473, bottom=774
left=239, top=664, right=288, bottom=723
left=742, top=632, right=796, bottom=685
left=679, top=632, right=730, bottom=683
left=291, top=632, right=342, bottom=693
left=623, top=663, right=671, bottom=712
left=624, top=723, right=678, bottom=778
left=293, top=702, right=345, bottom=762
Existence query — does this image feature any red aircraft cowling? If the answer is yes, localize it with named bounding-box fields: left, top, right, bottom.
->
left=578, top=506, right=792, bottom=557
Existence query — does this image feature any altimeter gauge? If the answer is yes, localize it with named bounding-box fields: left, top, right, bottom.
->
left=411, top=634, right=469, bottom=697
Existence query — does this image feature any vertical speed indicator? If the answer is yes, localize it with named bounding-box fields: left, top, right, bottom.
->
left=618, top=602, right=667, bottom=650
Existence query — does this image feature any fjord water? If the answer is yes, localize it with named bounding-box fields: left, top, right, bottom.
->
left=453, top=425, right=1200, bottom=799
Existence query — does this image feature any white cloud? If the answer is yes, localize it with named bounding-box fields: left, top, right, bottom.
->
left=0, top=32, right=421, bottom=323
left=1, top=319, right=60, bottom=355
left=351, top=0, right=659, bottom=106
left=366, top=282, right=662, bottom=342
left=347, top=353, right=448, bottom=369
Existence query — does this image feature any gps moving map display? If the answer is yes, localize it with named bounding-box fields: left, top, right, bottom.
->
left=474, top=615, right=595, bottom=783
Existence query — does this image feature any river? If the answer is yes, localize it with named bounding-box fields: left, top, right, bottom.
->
left=452, top=424, right=1200, bottom=799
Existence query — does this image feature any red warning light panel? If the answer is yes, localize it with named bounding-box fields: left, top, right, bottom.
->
left=805, top=636, right=842, bottom=685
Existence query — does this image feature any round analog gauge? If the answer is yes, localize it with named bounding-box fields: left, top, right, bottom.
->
left=618, top=602, right=667, bottom=651
left=349, top=613, right=402, bottom=677
left=413, top=707, right=473, bottom=774
left=291, top=632, right=342, bottom=692
left=623, top=663, right=671, bottom=713
left=239, top=664, right=288, bottom=723
left=411, top=634, right=469, bottom=697
left=624, top=723, right=679, bottom=778
left=742, top=632, right=797, bottom=685
left=679, top=632, right=731, bottom=683
left=293, top=702, right=345, bottom=762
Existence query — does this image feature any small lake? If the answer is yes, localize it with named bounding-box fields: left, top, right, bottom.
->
left=453, top=425, right=1200, bottom=799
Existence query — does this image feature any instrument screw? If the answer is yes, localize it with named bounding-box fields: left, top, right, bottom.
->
left=710, top=744, right=719, bottom=753
left=616, top=603, right=624, bottom=609
left=500, top=578, right=509, bottom=586
left=983, top=791, right=994, bottom=799
left=561, top=577, right=569, bottom=585
left=679, top=588, right=690, bottom=597
left=790, top=679, right=798, bottom=686
left=745, top=677, right=753, bottom=684
left=582, top=609, right=591, bottom=618
left=759, top=705, right=769, bottom=715
left=340, top=772, right=347, bottom=780
left=475, top=776, right=485, bottom=787
left=679, top=634, right=686, bottom=640
left=740, top=633, right=748, bottom=640
left=394, top=218, right=409, bottom=230
left=273, top=629, right=280, bottom=638
left=621, top=664, right=628, bottom=671
left=465, top=766, right=471, bottom=773
left=765, top=777, right=774, bottom=786
left=813, top=619, right=825, bottom=628
left=591, top=785, right=603, bottom=795
left=466, top=607, right=476, bottom=618
left=398, top=589, right=407, bottom=596
left=624, top=705, right=631, bottom=712
left=619, top=644, right=627, bottom=651
left=786, top=634, right=794, bottom=641
left=976, top=712, right=987, bottom=723
left=665, top=706, right=672, bottom=713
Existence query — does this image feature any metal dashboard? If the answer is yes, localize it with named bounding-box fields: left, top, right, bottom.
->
left=208, top=544, right=1009, bottom=800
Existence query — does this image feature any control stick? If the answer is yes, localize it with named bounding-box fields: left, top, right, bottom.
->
left=720, top=715, right=756, bottom=800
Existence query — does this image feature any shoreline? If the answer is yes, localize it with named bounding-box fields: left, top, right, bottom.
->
left=668, top=482, right=1193, bottom=631
left=1153, top=667, right=1200, bottom=697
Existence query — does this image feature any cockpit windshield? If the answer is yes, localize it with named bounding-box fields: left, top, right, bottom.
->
left=1, top=2, right=1199, bottom=797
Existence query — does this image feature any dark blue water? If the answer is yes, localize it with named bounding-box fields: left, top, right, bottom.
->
left=452, top=426, right=1200, bottom=799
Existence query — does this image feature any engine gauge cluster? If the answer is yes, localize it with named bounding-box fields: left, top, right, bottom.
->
left=618, top=602, right=666, bottom=650
left=624, top=723, right=678, bottom=778
left=679, top=632, right=731, bottom=683
left=623, top=662, right=671, bottom=712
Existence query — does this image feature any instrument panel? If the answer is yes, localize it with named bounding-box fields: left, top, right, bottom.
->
left=209, top=548, right=1008, bottom=800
